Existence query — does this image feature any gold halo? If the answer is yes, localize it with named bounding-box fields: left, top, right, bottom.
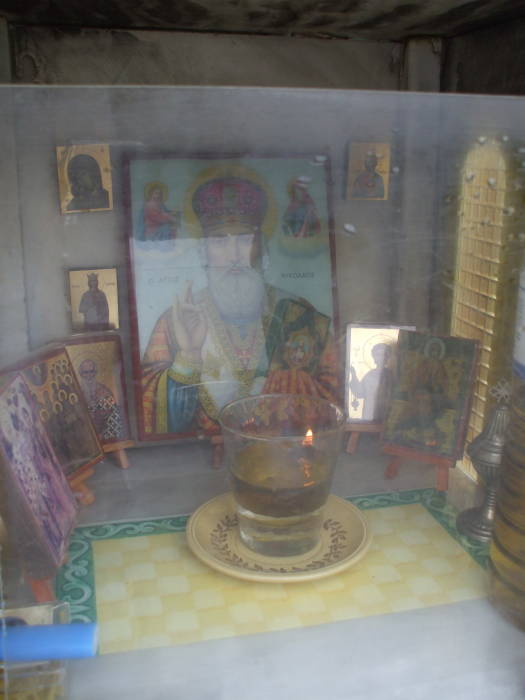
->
left=144, top=181, right=168, bottom=202
left=68, top=344, right=115, bottom=390
left=183, top=162, right=277, bottom=239
left=423, top=337, right=446, bottom=360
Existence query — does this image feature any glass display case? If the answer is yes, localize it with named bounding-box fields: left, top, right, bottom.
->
left=1, top=85, right=524, bottom=699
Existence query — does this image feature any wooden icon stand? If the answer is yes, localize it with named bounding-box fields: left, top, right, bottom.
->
left=108, top=446, right=132, bottom=469
left=344, top=422, right=383, bottom=454
left=67, top=464, right=96, bottom=506
left=382, top=444, right=454, bottom=492
left=29, top=576, right=55, bottom=603
left=67, top=447, right=132, bottom=507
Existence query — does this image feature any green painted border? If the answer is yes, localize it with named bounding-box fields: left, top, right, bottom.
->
left=55, top=490, right=488, bottom=624
left=55, top=516, right=188, bottom=623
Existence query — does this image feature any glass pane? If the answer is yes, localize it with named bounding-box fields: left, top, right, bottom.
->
left=1, top=84, right=524, bottom=697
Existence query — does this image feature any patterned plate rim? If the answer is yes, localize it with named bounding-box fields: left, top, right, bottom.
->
left=186, top=493, right=372, bottom=583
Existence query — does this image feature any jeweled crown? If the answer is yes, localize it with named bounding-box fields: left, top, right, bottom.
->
left=192, top=177, right=267, bottom=235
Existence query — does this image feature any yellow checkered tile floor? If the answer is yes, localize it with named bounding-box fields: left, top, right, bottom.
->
left=92, top=503, right=487, bottom=654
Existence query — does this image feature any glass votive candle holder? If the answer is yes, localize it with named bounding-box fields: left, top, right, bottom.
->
left=219, top=394, right=345, bottom=557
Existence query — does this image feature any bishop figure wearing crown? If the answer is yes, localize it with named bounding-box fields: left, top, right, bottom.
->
left=140, top=171, right=339, bottom=438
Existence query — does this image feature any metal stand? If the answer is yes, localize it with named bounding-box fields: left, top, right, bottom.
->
left=456, top=402, right=509, bottom=543
left=456, top=488, right=498, bottom=543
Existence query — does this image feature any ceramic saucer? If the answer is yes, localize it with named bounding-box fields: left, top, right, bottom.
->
left=186, top=493, right=371, bottom=583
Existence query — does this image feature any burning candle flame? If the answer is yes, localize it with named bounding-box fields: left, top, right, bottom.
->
left=301, top=429, right=315, bottom=485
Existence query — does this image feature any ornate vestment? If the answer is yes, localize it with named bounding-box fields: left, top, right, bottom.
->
left=141, top=286, right=339, bottom=437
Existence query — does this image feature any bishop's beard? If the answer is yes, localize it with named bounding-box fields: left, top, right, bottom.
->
left=207, top=265, right=266, bottom=323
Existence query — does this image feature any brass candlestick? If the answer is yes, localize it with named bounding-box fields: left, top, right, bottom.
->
left=456, top=403, right=510, bottom=542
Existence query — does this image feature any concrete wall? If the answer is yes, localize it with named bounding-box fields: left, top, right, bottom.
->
left=11, top=27, right=401, bottom=88
left=442, top=17, right=525, bottom=95
left=0, top=91, right=28, bottom=366
left=0, top=19, right=28, bottom=366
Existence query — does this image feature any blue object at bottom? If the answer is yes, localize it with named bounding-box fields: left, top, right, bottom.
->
left=0, top=623, right=98, bottom=661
